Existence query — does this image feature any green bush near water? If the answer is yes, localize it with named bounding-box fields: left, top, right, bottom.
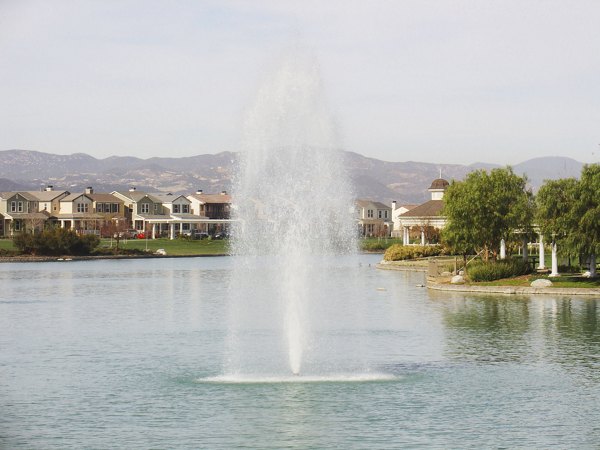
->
left=467, top=259, right=531, bottom=282
left=13, top=228, right=100, bottom=256
left=383, top=244, right=443, bottom=261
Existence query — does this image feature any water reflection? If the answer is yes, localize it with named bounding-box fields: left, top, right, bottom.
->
left=435, top=294, right=600, bottom=380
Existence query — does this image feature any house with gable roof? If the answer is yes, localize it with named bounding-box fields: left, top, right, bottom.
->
left=355, top=199, right=392, bottom=237
left=150, top=192, right=208, bottom=238
left=0, top=191, right=51, bottom=236
left=186, top=189, right=233, bottom=236
left=56, top=190, right=106, bottom=234
left=0, top=186, right=72, bottom=236
left=112, top=188, right=167, bottom=236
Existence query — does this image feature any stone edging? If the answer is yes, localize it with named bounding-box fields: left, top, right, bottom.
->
left=427, top=281, right=600, bottom=296
left=376, top=261, right=600, bottom=297
left=375, top=262, right=427, bottom=272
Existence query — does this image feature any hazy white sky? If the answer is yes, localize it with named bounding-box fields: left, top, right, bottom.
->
left=2, top=0, right=600, bottom=165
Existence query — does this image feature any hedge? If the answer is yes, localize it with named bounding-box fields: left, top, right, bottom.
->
left=383, top=244, right=443, bottom=261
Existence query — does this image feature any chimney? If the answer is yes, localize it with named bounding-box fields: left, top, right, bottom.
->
left=45, top=185, right=54, bottom=192
left=220, top=190, right=227, bottom=195
left=85, top=186, right=93, bottom=195
left=391, top=200, right=396, bottom=212
left=129, top=186, right=137, bottom=192
left=196, top=189, right=203, bottom=195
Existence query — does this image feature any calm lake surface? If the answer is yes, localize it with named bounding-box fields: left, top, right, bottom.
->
left=1, top=254, right=599, bottom=448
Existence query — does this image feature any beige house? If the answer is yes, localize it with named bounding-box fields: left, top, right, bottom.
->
left=394, top=178, right=449, bottom=245
left=112, top=188, right=168, bottom=237
left=150, top=192, right=207, bottom=238
left=355, top=200, right=392, bottom=237
left=186, top=190, right=233, bottom=236
left=0, top=187, right=73, bottom=236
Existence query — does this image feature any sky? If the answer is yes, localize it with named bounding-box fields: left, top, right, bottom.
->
left=1, top=0, right=600, bottom=165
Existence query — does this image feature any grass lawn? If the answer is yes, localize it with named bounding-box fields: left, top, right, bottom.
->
left=475, top=274, right=600, bottom=288
left=360, top=237, right=404, bottom=251
left=0, top=237, right=229, bottom=257
left=0, top=239, right=16, bottom=251
left=100, top=237, right=229, bottom=256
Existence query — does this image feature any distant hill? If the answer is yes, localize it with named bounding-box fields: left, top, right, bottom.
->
left=0, top=149, right=586, bottom=204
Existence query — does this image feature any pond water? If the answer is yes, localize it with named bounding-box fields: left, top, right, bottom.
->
left=1, top=254, right=598, bottom=448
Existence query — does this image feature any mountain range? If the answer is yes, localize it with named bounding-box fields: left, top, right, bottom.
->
left=0, top=149, right=586, bottom=204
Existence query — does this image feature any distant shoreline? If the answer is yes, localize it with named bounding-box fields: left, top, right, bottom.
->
left=0, top=254, right=229, bottom=263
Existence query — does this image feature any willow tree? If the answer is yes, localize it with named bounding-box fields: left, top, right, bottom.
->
left=536, top=177, right=578, bottom=273
left=442, top=167, right=534, bottom=261
left=572, top=164, right=600, bottom=275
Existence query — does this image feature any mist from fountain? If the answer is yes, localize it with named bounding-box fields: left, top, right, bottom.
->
left=224, top=49, right=358, bottom=377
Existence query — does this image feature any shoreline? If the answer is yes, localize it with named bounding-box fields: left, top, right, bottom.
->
left=0, top=253, right=229, bottom=263
left=376, top=261, right=600, bottom=297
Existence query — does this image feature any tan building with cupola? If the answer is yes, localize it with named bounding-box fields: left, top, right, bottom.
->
left=392, top=178, right=449, bottom=245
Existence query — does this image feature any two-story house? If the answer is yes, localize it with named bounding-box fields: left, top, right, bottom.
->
left=0, top=192, right=52, bottom=236
left=112, top=188, right=167, bottom=237
left=150, top=192, right=206, bottom=238
left=355, top=200, right=392, bottom=237
left=186, top=190, right=232, bottom=236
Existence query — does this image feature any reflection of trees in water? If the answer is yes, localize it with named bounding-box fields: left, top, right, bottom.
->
left=441, top=296, right=531, bottom=363
left=440, top=296, right=600, bottom=377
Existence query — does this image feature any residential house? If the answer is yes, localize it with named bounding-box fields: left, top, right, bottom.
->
left=0, top=192, right=51, bottom=236
left=150, top=192, right=207, bottom=238
left=56, top=192, right=106, bottom=235
left=355, top=200, right=392, bottom=237
left=187, top=190, right=233, bottom=236
left=112, top=188, right=167, bottom=237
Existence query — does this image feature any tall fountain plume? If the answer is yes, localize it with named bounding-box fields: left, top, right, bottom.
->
left=226, top=49, right=357, bottom=377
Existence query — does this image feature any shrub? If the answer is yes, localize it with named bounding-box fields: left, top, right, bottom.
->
left=362, top=241, right=389, bottom=252
left=383, top=244, right=443, bottom=261
left=13, top=229, right=100, bottom=256
left=467, top=259, right=531, bottom=282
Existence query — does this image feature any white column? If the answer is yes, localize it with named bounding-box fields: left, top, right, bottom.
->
left=403, top=227, right=408, bottom=245
left=152, top=223, right=156, bottom=240
left=169, top=223, right=175, bottom=240
left=500, top=239, right=506, bottom=260
left=420, top=229, right=425, bottom=246
left=590, top=254, right=597, bottom=277
left=538, top=234, right=545, bottom=269
left=549, top=242, right=560, bottom=277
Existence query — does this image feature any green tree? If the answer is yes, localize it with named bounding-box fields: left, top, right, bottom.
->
left=572, top=164, right=600, bottom=275
left=536, top=164, right=600, bottom=276
left=442, top=167, right=534, bottom=261
left=536, top=177, right=578, bottom=256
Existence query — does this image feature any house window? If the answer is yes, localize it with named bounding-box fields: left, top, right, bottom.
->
left=378, top=210, right=382, bottom=219
left=182, top=204, right=189, bottom=213
left=97, top=203, right=104, bottom=213
left=141, top=203, right=150, bottom=214
left=385, top=211, right=388, bottom=219
left=367, top=209, right=373, bottom=218
left=77, top=203, right=89, bottom=213
left=154, top=204, right=159, bottom=213
left=14, top=220, right=21, bottom=231
left=17, top=201, right=23, bottom=212
left=10, top=201, right=16, bottom=212
left=111, top=204, right=119, bottom=213
left=173, top=204, right=180, bottom=214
